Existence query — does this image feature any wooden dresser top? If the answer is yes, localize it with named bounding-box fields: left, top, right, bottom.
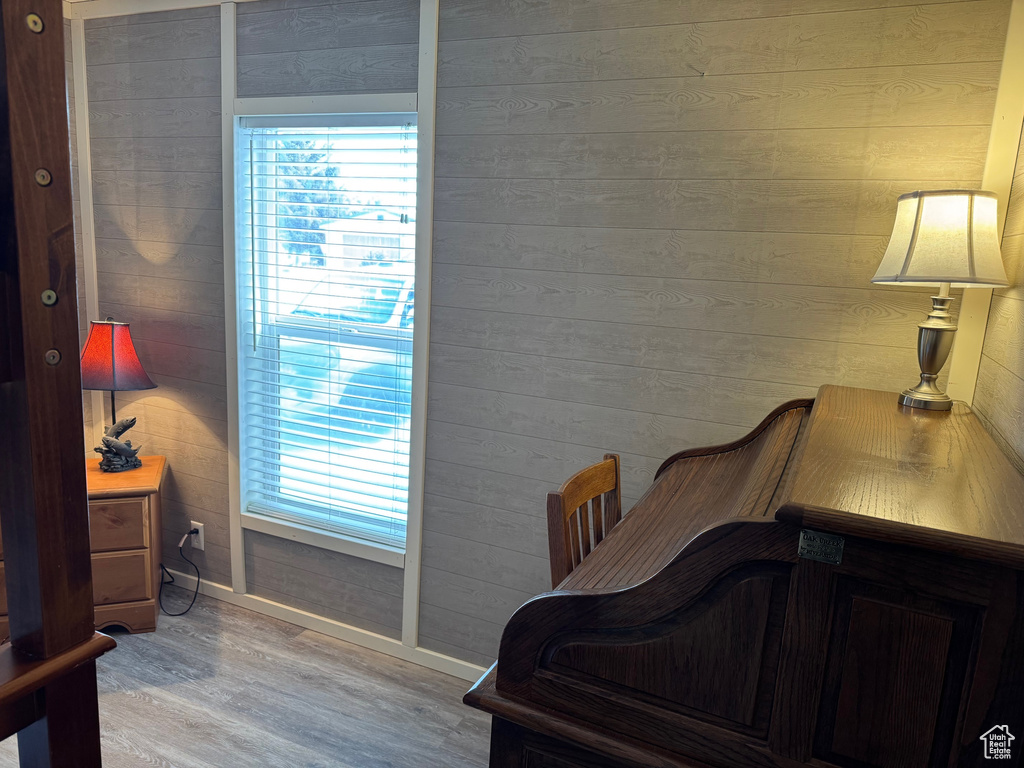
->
left=561, top=385, right=1024, bottom=594
left=777, top=385, right=1024, bottom=568
left=85, top=456, right=166, bottom=500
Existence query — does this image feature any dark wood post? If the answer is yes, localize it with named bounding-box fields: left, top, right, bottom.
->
left=0, top=0, right=108, bottom=763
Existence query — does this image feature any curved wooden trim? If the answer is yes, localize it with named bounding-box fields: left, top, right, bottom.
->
left=655, top=398, right=814, bottom=480
left=540, top=561, right=790, bottom=667
left=497, top=519, right=798, bottom=693
left=488, top=520, right=801, bottom=768
left=94, top=618, right=146, bottom=634
left=0, top=633, right=116, bottom=708
left=553, top=456, right=617, bottom=506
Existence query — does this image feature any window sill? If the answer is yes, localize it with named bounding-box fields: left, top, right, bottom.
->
left=241, top=511, right=405, bottom=569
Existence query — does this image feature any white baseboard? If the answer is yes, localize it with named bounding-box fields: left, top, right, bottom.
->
left=164, top=568, right=488, bottom=683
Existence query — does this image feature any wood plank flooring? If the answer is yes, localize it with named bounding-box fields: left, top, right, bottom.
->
left=0, top=588, right=490, bottom=767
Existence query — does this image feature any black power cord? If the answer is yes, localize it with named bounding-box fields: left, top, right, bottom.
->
left=159, top=528, right=201, bottom=617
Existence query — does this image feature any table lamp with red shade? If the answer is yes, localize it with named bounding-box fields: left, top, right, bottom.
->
left=80, top=317, right=156, bottom=472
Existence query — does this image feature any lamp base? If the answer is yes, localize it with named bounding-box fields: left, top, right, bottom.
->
left=898, top=388, right=953, bottom=411
left=98, top=454, right=144, bottom=473
left=898, top=292, right=957, bottom=412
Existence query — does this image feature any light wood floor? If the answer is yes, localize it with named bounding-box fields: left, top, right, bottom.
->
left=0, top=587, right=491, bottom=767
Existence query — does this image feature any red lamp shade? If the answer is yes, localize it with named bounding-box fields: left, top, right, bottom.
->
left=80, top=319, right=156, bottom=392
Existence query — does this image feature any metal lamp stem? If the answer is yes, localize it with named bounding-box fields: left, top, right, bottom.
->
left=110, top=390, right=116, bottom=425
left=898, top=283, right=956, bottom=411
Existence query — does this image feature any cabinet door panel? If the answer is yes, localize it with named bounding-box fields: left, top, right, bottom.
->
left=813, top=576, right=982, bottom=768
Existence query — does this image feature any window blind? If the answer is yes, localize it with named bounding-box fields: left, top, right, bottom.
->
left=237, top=119, right=417, bottom=550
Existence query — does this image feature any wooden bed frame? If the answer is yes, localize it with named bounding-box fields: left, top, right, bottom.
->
left=0, top=1, right=115, bottom=763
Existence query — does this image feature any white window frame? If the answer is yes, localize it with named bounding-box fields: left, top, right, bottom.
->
left=227, top=92, right=423, bottom=570
left=221, top=0, right=438, bottom=650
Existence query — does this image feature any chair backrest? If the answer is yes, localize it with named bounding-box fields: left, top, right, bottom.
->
left=547, top=454, right=622, bottom=588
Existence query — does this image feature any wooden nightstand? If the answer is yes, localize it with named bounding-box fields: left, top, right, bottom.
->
left=0, top=455, right=166, bottom=639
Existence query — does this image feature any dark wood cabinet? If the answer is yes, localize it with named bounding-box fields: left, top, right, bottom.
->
left=466, top=386, right=1024, bottom=768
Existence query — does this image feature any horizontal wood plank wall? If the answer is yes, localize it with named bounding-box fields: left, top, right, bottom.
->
left=244, top=531, right=405, bottom=637
left=66, top=19, right=92, bottom=452
left=421, top=0, right=1012, bottom=665
left=84, top=7, right=234, bottom=586
left=232, top=0, right=420, bottom=639
left=235, top=0, right=420, bottom=98
left=975, top=120, right=1024, bottom=468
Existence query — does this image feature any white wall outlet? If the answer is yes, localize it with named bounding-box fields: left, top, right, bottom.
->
left=190, top=521, right=205, bottom=551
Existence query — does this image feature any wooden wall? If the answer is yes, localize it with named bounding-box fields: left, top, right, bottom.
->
left=975, top=113, right=1024, bottom=467
left=80, top=0, right=415, bottom=637
left=236, top=0, right=419, bottom=98
left=420, top=0, right=1011, bottom=665
left=84, top=7, right=232, bottom=586
left=72, top=0, right=1016, bottom=667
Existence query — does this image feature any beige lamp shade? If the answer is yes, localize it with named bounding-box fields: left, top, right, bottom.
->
left=872, top=189, right=1008, bottom=287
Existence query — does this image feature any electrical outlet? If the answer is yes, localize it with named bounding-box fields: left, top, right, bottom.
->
left=190, top=521, right=205, bottom=551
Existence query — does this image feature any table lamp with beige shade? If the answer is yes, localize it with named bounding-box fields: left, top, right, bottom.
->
left=872, top=189, right=1009, bottom=411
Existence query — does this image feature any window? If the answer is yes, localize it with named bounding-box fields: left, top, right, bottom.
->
left=237, top=116, right=417, bottom=552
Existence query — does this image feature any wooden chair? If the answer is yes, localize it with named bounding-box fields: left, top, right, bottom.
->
left=547, top=454, right=622, bottom=588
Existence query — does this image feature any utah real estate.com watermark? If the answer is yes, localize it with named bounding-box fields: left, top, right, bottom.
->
left=980, top=725, right=1015, bottom=760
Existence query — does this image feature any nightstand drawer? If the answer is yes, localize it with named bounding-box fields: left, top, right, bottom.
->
left=0, top=457, right=164, bottom=633
left=92, top=551, right=151, bottom=605
left=0, top=497, right=149, bottom=555
left=89, top=497, right=148, bottom=552
left=0, top=553, right=153, bottom=623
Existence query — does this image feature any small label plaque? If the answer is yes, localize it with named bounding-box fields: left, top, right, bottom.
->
left=798, top=529, right=844, bottom=565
